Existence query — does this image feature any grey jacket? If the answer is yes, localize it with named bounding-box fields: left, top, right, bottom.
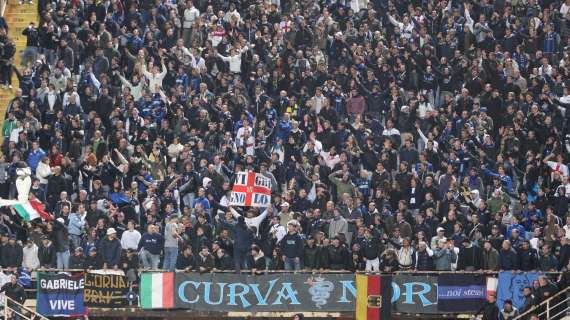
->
left=433, top=247, right=457, bottom=271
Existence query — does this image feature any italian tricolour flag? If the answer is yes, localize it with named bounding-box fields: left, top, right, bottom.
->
left=140, top=272, right=174, bottom=309
left=0, top=198, right=52, bottom=222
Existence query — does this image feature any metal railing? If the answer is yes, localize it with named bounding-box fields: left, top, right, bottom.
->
left=514, top=286, right=570, bottom=320
left=2, top=295, right=49, bottom=320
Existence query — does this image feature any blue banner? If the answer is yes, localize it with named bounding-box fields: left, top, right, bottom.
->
left=36, top=273, right=87, bottom=317
left=438, top=274, right=486, bottom=312
left=497, top=272, right=541, bottom=311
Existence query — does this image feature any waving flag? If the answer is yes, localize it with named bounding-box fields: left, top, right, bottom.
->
left=0, top=198, right=53, bottom=221
left=229, top=171, right=272, bottom=207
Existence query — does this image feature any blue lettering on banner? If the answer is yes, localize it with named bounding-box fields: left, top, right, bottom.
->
left=203, top=282, right=225, bottom=305
left=171, top=273, right=439, bottom=313
left=249, top=279, right=278, bottom=305
left=178, top=281, right=200, bottom=304
left=337, top=280, right=356, bottom=303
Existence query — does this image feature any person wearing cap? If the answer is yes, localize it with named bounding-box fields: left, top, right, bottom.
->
left=457, top=237, right=483, bottom=271
left=38, top=236, right=56, bottom=269
left=69, top=247, right=86, bottom=269
left=278, top=202, right=292, bottom=227
left=430, top=227, right=447, bottom=249
left=84, top=246, right=103, bottom=270
left=98, top=227, right=122, bottom=270
left=280, top=220, right=304, bottom=271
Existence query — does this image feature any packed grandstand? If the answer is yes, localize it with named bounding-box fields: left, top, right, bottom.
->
left=0, top=0, right=567, bottom=318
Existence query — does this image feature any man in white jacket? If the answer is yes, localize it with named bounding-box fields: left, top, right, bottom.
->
left=22, top=239, right=39, bottom=271
left=230, top=206, right=271, bottom=236
left=142, top=55, right=167, bottom=94
left=35, top=156, right=52, bottom=187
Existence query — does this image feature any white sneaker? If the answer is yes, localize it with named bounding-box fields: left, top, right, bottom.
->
left=8, top=85, right=12, bottom=89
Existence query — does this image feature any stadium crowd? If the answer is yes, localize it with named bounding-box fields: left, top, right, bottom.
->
left=0, top=0, right=567, bottom=293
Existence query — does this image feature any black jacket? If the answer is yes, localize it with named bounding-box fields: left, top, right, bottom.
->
left=84, top=253, right=104, bottom=269
left=458, top=245, right=484, bottom=270
left=518, top=248, right=539, bottom=271
left=280, top=232, right=304, bottom=258
left=69, top=253, right=86, bottom=269
left=326, top=245, right=350, bottom=270
left=176, top=253, right=196, bottom=270
left=361, top=237, right=381, bottom=260
left=38, top=243, right=57, bottom=268
left=0, top=282, right=26, bottom=304
left=98, top=237, right=122, bottom=267
left=0, top=244, right=23, bottom=268
left=215, top=253, right=233, bottom=270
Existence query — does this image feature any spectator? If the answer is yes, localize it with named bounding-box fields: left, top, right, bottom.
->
left=38, top=236, right=56, bottom=268
left=0, top=274, right=25, bottom=308
left=433, top=239, right=457, bottom=271
left=69, top=247, right=85, bottom=269
left=249, top=245, right=267, bottom=274
left=84, top=247, right=103, bottom=270
left=232, top=216, right=254, bottom=273
left=499, top=240, right=520, bottom=271
left=280, top=220, right=304, bottom=271
left=22, top=239, right=39, bottom=271
left=196, top=246, right=214, bottom=272
left=139, top=225, right=163, bottom=270
left=121, top=220, right=141, bottom=251
left=362, top=228, right=381, bottom=272
left=98, top=228, right=122, bottom=270
left=482, top=241, right=500, bottom=271
left=176, top=246, right=196, bottom=272
left=457, top=238, right=483, bottom=271
left=518, top=240, right=539, bottom=271
left=163, top=215, right=183, bottom=272
left=414, top=241, right=434, bottom=271
left=479, top=294, right=500, bottom=320
left=499, top=299, right=519, bottom=320
left=52, top=218, right=70, bottom=270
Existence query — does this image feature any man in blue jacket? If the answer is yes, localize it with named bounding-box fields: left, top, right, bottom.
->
left=138, top=224, right=163, bottom=269
left=98, top=228, right=122, bottom=269
left=498, top=240, right=520, bottom=271
left=26, top=140, right=46, bottom=174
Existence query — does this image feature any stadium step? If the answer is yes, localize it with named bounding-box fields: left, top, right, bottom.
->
left=0, top=1, right=38, bottom=142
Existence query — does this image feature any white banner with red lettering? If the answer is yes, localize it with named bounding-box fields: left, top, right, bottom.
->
left=229, top=171, right=271, bottom=207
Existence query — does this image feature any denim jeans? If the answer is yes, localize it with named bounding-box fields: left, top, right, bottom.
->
left=69, top=235, right=82, bottom=250
left=57, top=250, right=70, bottom=269
left=20, top=46, right=38, bottom=66
left=140, top=249, right=160, bottom=269
left=283, top=257, right=301, bottom=271
left=163, top=247, right=178, bottom=271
